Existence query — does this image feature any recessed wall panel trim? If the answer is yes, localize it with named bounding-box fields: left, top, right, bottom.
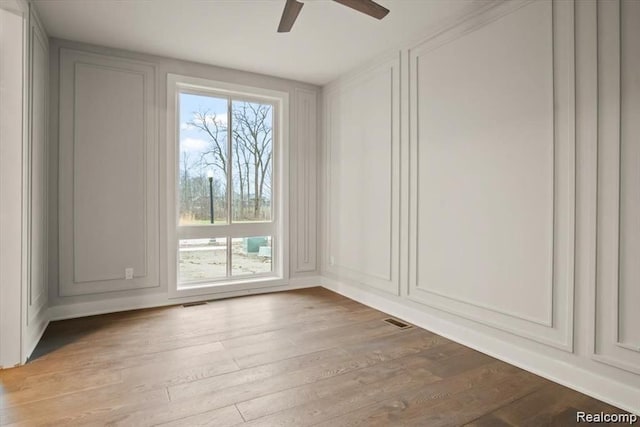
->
left=594, top=0, right=640, bottom=374
left=27, top=7, right=48, bottom=323
left=292, top=88, right=318, bottom=274
left=407, top=0, right=575, bottom=350
left=324, top=53, right=401, bottom=295
left=58, top=48, right=159, bottom=296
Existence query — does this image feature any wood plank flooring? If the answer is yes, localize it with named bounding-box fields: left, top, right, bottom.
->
left=0, top=288, right=629, bottom=426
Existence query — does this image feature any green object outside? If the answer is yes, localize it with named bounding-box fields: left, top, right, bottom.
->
left=244, top=237, right=268, bottom=253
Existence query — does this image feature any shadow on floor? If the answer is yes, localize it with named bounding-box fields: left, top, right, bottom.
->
left=27, top=305, right=173, bottom=363
left=27, top=325, right=94, bottom=362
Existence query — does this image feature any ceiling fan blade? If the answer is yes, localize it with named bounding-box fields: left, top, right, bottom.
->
left=278, top=0, right=304, bottom=33
left=332, top=0, right=389, bottom=19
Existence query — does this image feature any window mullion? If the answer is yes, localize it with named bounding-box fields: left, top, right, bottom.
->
left=226, top=237, right=232, bottom=278
left=227, top=96, right=233, bottom=223
left=226, top=97, right=233, bottom=277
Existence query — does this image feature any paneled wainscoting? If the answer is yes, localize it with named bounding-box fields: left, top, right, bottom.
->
left=0, top=288, right=626, bottom=426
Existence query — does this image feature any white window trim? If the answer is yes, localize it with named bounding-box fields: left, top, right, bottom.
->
left=166, top=73, right=289, bottom=298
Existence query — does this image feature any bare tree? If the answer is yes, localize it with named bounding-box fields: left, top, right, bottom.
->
left=233, top=135, right=246, bottom=218
left=184, top=103, right=273, bottom=222
left=232, top=102, right=273, bottom=219
left=189, top=110, right=228, bottom=176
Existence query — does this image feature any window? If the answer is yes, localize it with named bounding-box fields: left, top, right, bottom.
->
left=168, top=75, right=285, bottom=292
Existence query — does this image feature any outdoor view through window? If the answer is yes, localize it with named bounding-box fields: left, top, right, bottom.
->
left=177, top=92, right=275, bottom=285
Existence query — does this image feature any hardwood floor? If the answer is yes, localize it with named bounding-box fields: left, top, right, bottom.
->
left=0, top=288, right=628, bottom=426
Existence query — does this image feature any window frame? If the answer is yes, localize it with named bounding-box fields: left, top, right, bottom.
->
left=167, top=74, right=289, bottom=298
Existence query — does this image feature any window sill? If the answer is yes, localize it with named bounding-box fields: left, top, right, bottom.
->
left=170, top=275, right=285, bottom=299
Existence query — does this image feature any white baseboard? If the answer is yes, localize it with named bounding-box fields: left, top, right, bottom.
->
left=48, top=277, right=321, bottom=321
left=321, top=276, right=640, bottom=416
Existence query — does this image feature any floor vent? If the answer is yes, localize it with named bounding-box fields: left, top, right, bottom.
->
left=384, top=318, right=412, bottom=329
left=183, top=301, right=207, bottom=308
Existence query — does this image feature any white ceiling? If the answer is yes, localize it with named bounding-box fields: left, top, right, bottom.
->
left=34, top=0, right=493, bottom=85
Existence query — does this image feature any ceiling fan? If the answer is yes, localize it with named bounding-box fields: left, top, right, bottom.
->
left=277, top=0, right=390, bottom=33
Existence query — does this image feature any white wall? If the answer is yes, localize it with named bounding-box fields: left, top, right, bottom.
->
left=0, top=1, right=27, bottom=368
left=324, top=53, right=400, bottom=296
left=57, top=49, right=158, bottom=297
left=0, top=0, right=49, bottom=367
left=291, top=88, right=319, bottom=274
left=594, top=0, right=640, bottom=376
left=322, top=0, right=640, bottom=415
left=408, top=0, right=574, bottom=350
left=25, top=3, right=49, bottom=359
left=47, top=38, right=321, bottom=320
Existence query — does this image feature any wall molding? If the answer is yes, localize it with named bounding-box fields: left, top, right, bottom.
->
left=406, top=0, right=575, bottom=351
left=323, top=52, right=401, bottom=296
left=593, top=0, right=640, bottom=374
left=27, top=3, right=49, bottom=326
left=57, top=48, right=160, bottom=296
left=0, top=0, right=28, bottom=368
left=291, top=88, right=318, bottom=274
left=70, top=63, right=150, bottom=283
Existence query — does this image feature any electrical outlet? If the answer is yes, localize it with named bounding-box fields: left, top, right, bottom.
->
left=125, top=267, right=134, bottom=280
